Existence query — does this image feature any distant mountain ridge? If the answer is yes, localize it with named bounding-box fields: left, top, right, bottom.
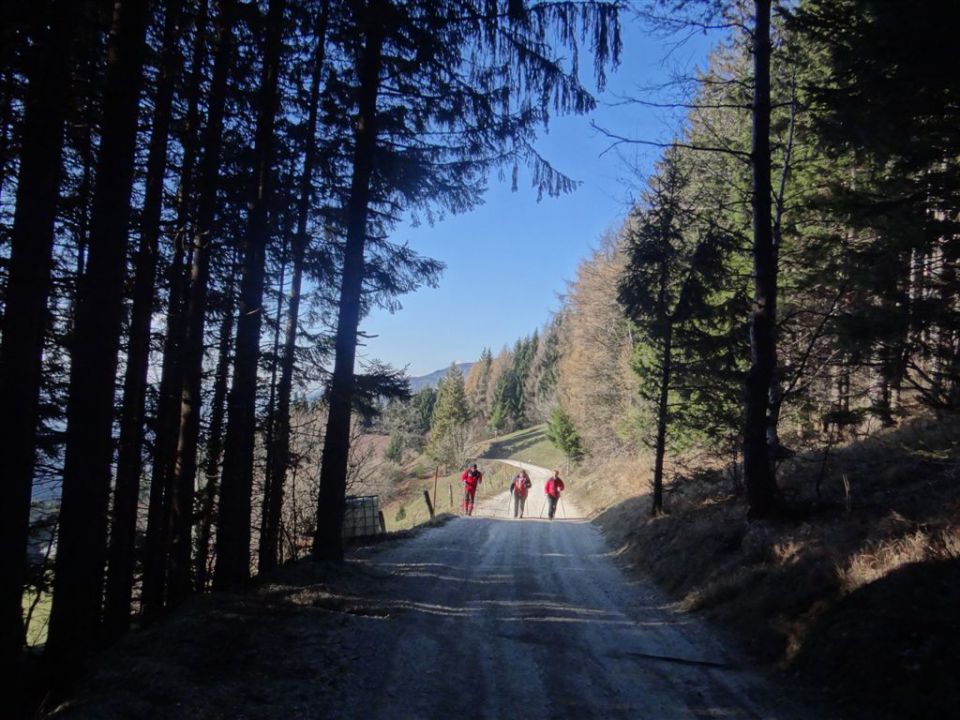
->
left=409, top=362, right=474, bottom=392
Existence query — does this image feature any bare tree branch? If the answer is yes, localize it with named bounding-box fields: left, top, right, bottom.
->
left=592, top=120, right=752, bottom=160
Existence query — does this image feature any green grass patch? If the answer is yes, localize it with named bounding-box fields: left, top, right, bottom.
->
left=22, top=590, right=51, bottom=647
left=471, top=424, right=566, bottom=469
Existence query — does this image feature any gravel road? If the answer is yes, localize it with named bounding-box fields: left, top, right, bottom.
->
left=54, top=461, right=821, bottom=719
left=322, top=462, right=817, bottom=719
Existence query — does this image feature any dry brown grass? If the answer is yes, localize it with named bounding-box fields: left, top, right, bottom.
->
left=840, top=523, right=960, bottom=592
left=584, top=412, right=960, bottom=720
left=568, top=454, right=651, bottom=517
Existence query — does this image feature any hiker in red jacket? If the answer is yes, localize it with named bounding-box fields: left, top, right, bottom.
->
left=512, top=469, right=532, bottom=518
left=544, top=469, right=565, bottom=520
left=461, top=463, right=482, bottom=516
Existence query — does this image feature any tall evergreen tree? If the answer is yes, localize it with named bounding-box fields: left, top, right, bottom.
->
left=194, top=260, right=238, bottom=592
left=259, top=3, right=330, bottom=575
left=47, top=0, right=151, bottom=668
left=164, top=0, right=237, bottom=607
left=0, top=0, right=80, bottom=671
left=619, top=151, right=739, bottom=514
left=141, top=0, right=210, bottom=620
left=793, top=0, right=960, bottom=411
left=104, top=0, right=185, bottom=641
left=214, top=0, right=287, bottom=593
left=427, top=363, right=472, bottom=467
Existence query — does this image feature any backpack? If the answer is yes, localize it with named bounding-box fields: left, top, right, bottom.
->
left=513, top=475, right=528, bottom=496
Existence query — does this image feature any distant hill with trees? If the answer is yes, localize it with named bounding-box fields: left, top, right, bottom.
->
left=408, top=363, right=474, bottom=393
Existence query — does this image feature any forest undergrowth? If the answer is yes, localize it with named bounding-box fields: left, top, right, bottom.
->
left=573, top=412, right=960, bottom=720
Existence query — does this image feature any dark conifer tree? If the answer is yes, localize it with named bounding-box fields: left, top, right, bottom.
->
left=166, top=0, right=238, bottom=606
left=742, top=0, right=781, bottom=518
left=0, top=0, right=81, bottom=674
left=619, top=152, right=739, bottom=514
left=104, top=0, right=186, bottom=641
left=312, top=0, right=385, bottom=562
left=142, top=0, right=210, bottom=620
left=259, top=3, right=330, bottom=575
left=194, top=257, right=239, bottom=591
left=47, top=0, right=151, bottom=667
left=214, top=0, right=287, bottom=591
left=793, top=0, right=960, bottom=411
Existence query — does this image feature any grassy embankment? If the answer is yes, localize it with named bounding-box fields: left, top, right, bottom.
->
left=570, top=413, right=960, bottom=720
left=471, top=424, right=566, bottom=470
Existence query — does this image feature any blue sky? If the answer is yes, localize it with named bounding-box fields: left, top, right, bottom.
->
left=358, top=18, right=717, bottom=378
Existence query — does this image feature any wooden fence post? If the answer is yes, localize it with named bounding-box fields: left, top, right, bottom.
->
left=423, top=489, right=435, bottom=518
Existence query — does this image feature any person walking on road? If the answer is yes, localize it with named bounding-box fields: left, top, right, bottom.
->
left=461, top=463, right=483, bottom=516
left=512, top=470, right=532, bottom=518
left=544, top=469, right=565, bottom=520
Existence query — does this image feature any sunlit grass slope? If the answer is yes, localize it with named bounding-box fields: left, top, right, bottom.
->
left=471, top=423, right=566, bottom=470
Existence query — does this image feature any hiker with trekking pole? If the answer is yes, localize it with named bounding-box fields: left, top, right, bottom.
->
left=512, top=469, right=532, bottom=518
left=544, top=469, right=565, bottom=520
left=461, top=462, right=482, bottom=516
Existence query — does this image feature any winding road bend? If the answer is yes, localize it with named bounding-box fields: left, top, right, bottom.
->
left=325, top=461, right=816, bottom=719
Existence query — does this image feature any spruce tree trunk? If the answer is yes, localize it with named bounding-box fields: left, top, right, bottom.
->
left=259, top=6, right=327, bottom=575
left=0, top=0, right=78, bottom=674
left=195, top=265, right=238, bottom=592
left=104, top=0, right=184, bottom=642
left=652, top=320, right=672, bottom=516
left=141, top=0, right=209, bottom=620
left=314, top=1, right=385, bottom=563
left=258, top=240, right=288, bottom=571
left=259, top=241, right=301, bottom=573
left=46, top=0, right=150, bottom=668
left=742, top=0, right=780, bottom=520
left=214, top=0, right=286, bottom=591
left=165, top=0, right=237, bottom=607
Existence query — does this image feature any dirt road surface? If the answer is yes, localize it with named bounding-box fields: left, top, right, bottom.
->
left=56, top=461, right=820, bottom=719
left=315, top=461, right=815, bottom=719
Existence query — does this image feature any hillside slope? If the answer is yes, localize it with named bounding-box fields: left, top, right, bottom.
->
left=408, top=362, right=474, bottom=392
left=571, top=414, right=960, bottom=720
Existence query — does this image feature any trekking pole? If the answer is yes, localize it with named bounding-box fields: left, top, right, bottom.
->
left=559, top=494, right=567, bottom=519
left=538, top=496, right=545, bottom=519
